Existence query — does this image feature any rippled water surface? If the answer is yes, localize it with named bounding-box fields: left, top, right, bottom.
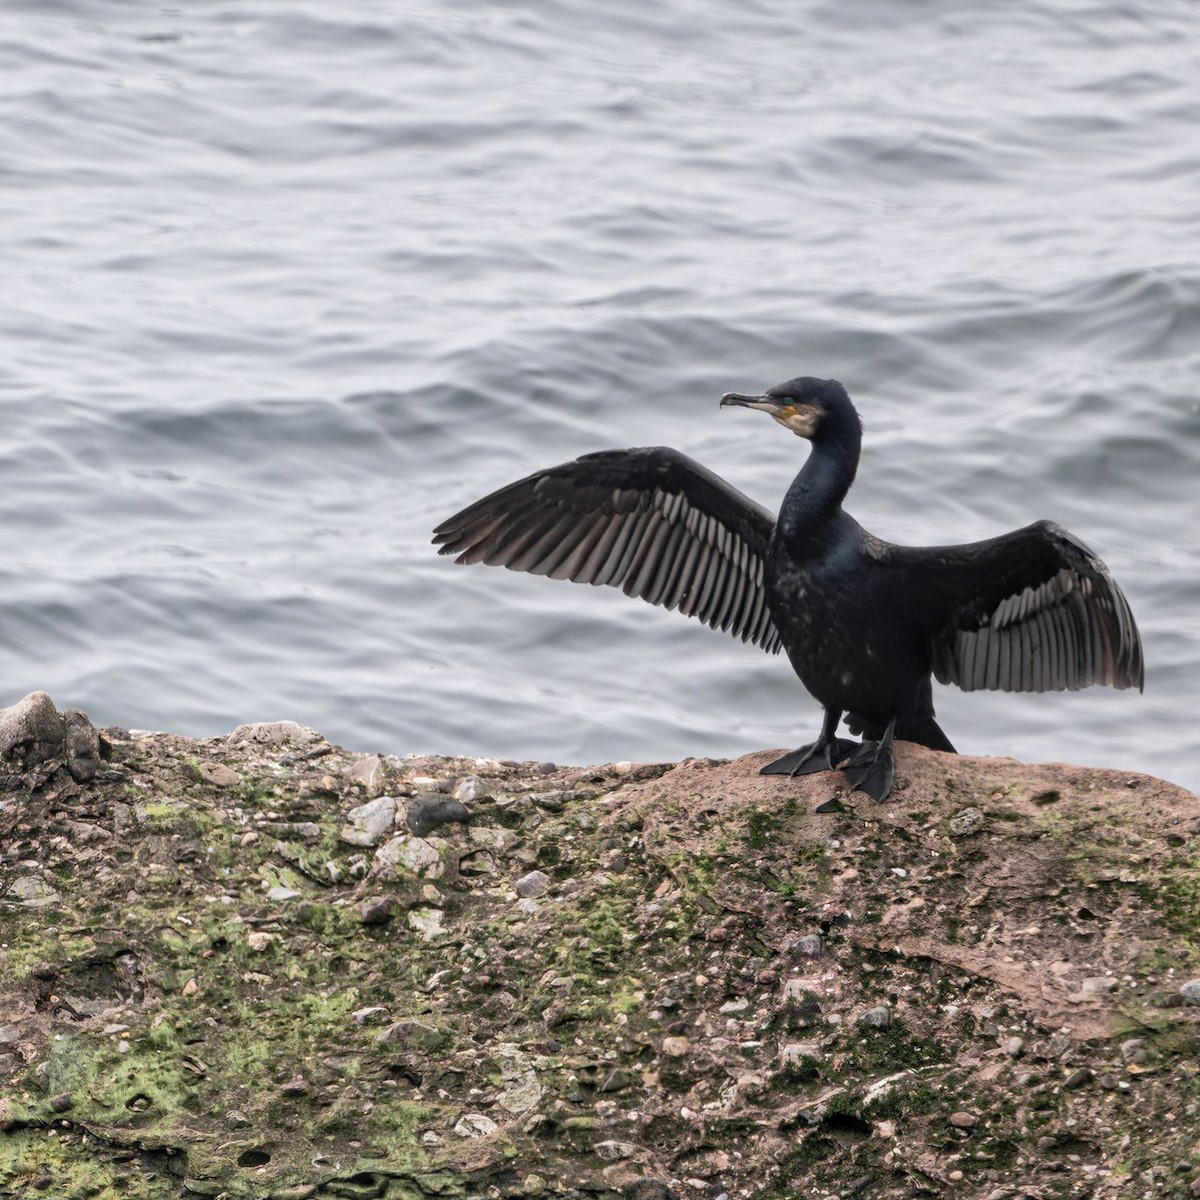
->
left=3, top=0, right=1198, bottom=789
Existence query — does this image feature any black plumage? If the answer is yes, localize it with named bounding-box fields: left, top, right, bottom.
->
left=432, top=377, right=1143, bottom=801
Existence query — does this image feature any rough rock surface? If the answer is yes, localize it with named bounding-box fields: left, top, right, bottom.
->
left=0, top=691, right=105, bottom=783
left=1, top=705, right=1199, bottom=1200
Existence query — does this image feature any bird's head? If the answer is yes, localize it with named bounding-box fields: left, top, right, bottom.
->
left=720, top=377, right=858, bottom=442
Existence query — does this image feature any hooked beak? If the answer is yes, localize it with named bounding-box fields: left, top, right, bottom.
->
left=719, top=392, right=779, bottom=412
left=721, top=391, right=821, bottom=438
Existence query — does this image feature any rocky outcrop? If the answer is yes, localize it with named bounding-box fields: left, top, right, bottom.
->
left=0, top=691, right=105, bottom=784
left=1, top=698, right=1198, bottom=1199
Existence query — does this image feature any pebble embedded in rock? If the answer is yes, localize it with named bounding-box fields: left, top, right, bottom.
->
left=1044, top=1032, right=1074, bottom=1060
left=857, top=1005, right=891, bottom=1029
left=627, top=1182, right=675, bottom=1200
left=1179, top=978, right=1200, bottom=1006
left=453, top=1113, right=498, bottom=1138
left=594, top=1140, right=637, bottom=1161
left=1120, top=1037, right=1146, bottom=1064
left=950, top=1111, right=978, bottom=1128
left=376, top=1018, right=446, bottom=1051
left=597, top=1067, right=631, bottom=1093
left=340, top=796, right=397, bottom=847
left=347, top=754, right=382, bottom=789
left=948, top=807, right=985, bottom=837
left=5, top=877, right=62, bottom=909
left=408, top=792, right=471, bottom=836
left=408, top=907, right=445, bottom=940
left=515, top=870, right=551, bottom=899
left=374, top=834, right=445, bottom=879
left=198, top=762, right=240, bottom=788
left=351, top=1006, right=390, bottom=1026
left=357, top=896, right=398, bottom=926
left=780, top=1042, right=822, bottom=1065
left=793, top=933, right=823, bottom=958
left=451, top=776, right=487, bottom=803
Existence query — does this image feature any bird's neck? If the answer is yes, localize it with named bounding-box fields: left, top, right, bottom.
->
left=777, top=432, right=860, bottom=547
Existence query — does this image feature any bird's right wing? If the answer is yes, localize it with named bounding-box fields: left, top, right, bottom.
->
left=432, top=446, right=782, bottom=653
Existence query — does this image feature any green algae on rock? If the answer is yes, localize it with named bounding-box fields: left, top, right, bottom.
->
left=2, top=691, right=1200, bottom=1199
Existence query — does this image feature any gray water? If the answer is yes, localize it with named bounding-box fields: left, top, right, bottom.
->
left=3, top=0, right=1198, bottom=791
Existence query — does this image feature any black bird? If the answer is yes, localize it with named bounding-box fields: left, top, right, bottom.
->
left=432, top=377, right=1143, bottom=801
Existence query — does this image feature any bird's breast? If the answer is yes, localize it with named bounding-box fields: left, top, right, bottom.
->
left=765, top=550, right=925, bottom=718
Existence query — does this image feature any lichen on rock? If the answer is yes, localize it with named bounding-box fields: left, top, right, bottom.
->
left=2, top=698, right=1200, bottom=1199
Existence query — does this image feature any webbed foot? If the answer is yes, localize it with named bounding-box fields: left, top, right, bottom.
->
left=760, top=737, right=859, bottom=777
left=840, top=715, right=898, bottom=802
left=841, top=743, right=896, bottom=802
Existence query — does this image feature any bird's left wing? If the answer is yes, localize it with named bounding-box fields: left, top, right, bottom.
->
left=432, top=446, right=782, bottom=652
left=896, top=520, right=1143, bottom=694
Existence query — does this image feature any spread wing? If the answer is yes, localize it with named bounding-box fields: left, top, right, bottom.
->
left=432, top=446, right=782, bottom=652
left=908, top=521, right=1144, bottom=693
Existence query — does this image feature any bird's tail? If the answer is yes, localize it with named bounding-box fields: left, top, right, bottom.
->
left=848, top=712, right=956, bottom=754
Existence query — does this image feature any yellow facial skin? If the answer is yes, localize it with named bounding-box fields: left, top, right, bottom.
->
left=772, top=402, right=822, bottom=438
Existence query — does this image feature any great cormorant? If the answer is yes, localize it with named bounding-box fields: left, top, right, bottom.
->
left=432, top=377, right=1143, bottom=801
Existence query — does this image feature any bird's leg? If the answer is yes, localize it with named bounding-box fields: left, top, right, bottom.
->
left=841, top=715, right=897, bottom=803
left=760, top=707, right=859, bottom=777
